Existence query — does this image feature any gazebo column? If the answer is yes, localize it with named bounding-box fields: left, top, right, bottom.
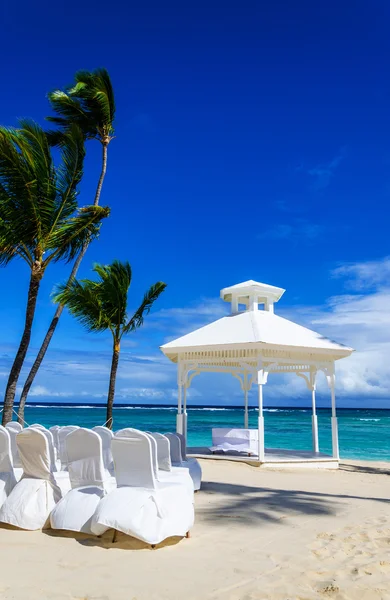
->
left=176, top=363, right=185, bottom=435
left=310, top=370, right=319, bottom=453
left=244, top=387, right=249, bottom=429
left=329, top=369, right=339, bottom=459
left=183, top=384, right=188, bottom=444
left=176, top=382, right=183, bottom=435
left=257, top=370, right=265, bottom=462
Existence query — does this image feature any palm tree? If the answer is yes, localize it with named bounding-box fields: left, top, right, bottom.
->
left=18, top=68, right=115, bottom=422
left=0, top=121, right=110, bottom=425
left=54, top=261, right=166, bottom=428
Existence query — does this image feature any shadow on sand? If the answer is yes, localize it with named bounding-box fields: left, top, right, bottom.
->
left=339, top=462, right=390, bottom=476
left=197, top=479, right=390, bottom=526
left=42, top=527, right=185, bottom=550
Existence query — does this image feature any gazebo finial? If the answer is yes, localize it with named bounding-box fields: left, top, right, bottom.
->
left=220, top=280, right=285, bottom=314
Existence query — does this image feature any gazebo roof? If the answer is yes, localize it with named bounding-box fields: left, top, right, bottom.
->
left=160, top=280, right=353, bottom=363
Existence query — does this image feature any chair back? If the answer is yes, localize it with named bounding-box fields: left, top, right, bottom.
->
left=5, top=426, right=22, bottom=468
left=49, top=426, right=60, bottom=453
left=16, top=428, right=53, bottom=480
left=58, top=426, right=79, bottom=469
left=92, top=426, right=114, bottom=472
left=147, top=432, right=171, bottom=472
left=164, top=433, right=183, bottom=464
left=5, top=422, right=22, bottom=432
left=0, top=426, right=14, bottom=473
left=66, top=428, right=106, bottom=489
left=113, top=428, right=157, bottom=489
left=27, top=426, right=57, bottom=472
left=175, top=432, right=187, bottom=460
left=0, top=425, right=17, bottom=504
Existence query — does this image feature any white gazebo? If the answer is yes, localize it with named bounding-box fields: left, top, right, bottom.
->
left=160, top=280, right=353, bottom=468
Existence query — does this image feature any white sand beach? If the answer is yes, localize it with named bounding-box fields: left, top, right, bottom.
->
left=0, top=459, right=389, bottom=600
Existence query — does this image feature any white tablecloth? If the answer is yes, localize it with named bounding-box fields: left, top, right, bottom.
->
left=210, top=428, right=258, bottom=455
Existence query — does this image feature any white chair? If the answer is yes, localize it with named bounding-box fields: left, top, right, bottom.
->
left=147, top=432, right=194, bottom=495
left=5, top=423, right=23, bottom=479
left=58, top=426, right=79, bottom=470
left=92, top=426, right=114, bottom=473
left=28, top=426, right=57, bottom=472
left=0, top=426, right=17, bottom=509
left=50, top=428, right=114, bottom=534
left=165, top=433, right=202, bottom=491
left=91, top=429, right=194, bottom=545
left=5, top=422, right=22, bottom=432
left=116, top=429, right=193, bottom=496
left=49, top=426, right=60, bottom=454
left=175, top=432, right=202, bottom=491
left=0, top=429, right=62, bottom=530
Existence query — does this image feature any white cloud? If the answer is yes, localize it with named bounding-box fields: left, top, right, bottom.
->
left=289, top=258, right=390, bottom=401
left=24, top=385, right=74, bottom=398
left=331, top=257, right=390, bottom=291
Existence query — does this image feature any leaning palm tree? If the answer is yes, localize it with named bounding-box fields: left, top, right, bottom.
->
left=54, top=261, right=166, bottom=428
left=18, top=68, right=115, bottom=422
left=0, top=120, right=110, bottom=425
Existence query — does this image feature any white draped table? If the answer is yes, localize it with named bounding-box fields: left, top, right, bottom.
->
left=210, top=428, right=259, bottom=455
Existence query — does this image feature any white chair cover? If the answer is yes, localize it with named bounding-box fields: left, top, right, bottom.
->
left=0, top=426, right=17, bottom=509
left=5, top=424, right=23, bottom=469
left=5, top=422, right=22, bottom=432
left=50, top=429, right=112, bottom=534
left=28, top=426, right=57, bottom=472
left=165, top=433, right=202, bottom=491
left=0, top=429, right=62, bottom=530
left=147, top=432, right=194, bottom=494
left=117, top=429, right=193, bottom=495
left=91, top=430, right=195, bottom=544
left=93, top=426, right=114, bottom=473
left=49, top=426, right=60, bottom=454
left=175, top=432, right=202, bottom=491
left=146, top=432, right=171, bottom=472
left=58, top=426, right=79, bottom=470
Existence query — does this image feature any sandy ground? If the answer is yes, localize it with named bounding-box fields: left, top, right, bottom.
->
left=0, top=459, right=389, bottom=600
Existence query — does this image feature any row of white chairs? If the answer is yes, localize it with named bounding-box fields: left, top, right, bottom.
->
left=0, top=423, right=201, bottom=545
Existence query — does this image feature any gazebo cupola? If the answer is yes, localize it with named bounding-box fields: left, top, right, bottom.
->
left=220, top=280, right=285, bottom=313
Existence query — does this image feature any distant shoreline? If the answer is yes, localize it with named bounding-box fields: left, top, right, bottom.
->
left=15, top=402, right=390, bottom=411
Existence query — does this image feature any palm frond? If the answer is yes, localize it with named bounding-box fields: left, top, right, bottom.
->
left=46, top=68, right=115, bottom=142
left=53, top=260, right=165, bottom=346
left=51, top=124, right=85, bottom=227
left=46, top=205, right=110, bottom=264
left=123, top=281, right=167, bottom=335
left=53, top=278, right=109, bottom=333
left=93, top=260, right=132, bottom=329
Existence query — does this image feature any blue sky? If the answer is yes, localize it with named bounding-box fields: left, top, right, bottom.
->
left=0, top=1, right=389, bottom=407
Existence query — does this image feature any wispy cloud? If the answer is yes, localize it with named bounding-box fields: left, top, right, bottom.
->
left=331, top=257, right=390, bottom=291
left=306, top=147, right=346, bottom=191
left=257, top=219, right=322, bottom=241
left=294, top=148, right=346, bottom=191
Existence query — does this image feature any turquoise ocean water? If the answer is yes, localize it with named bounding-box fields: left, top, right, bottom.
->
left=13, top=404, right=390, bottom=461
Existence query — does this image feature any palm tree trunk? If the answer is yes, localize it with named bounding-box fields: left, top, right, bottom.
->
left=106, top=340, right=120, bottom=430
left=94, top=141, right=108, bottom=206
left=17, top=141, right=109, bottom=420
left=2, top=271, right=42, bottom=425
